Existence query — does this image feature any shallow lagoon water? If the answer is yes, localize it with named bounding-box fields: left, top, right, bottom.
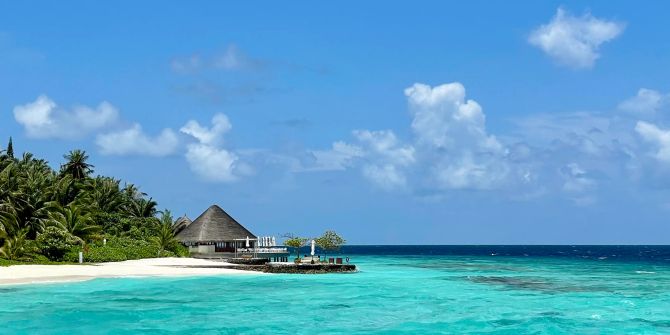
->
left=2, top=247, right=670, bottom=334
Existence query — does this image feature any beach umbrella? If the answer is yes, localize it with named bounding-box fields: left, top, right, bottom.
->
left=246, top=236, right=250, bottom=248
left=311, top=239, right=315, bottom=256
left=271, top=236, right=276, bottom=246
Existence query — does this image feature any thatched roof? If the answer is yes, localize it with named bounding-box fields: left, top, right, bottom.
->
left=172, top=215, right=192, bottom=234
left=176, top=205, right=256, bottom=243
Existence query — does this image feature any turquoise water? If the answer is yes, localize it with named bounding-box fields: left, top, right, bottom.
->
left=2, top=254, right=670, bottom=334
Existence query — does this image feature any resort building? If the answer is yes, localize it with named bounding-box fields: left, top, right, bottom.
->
left=172, top=215, right=192, bottom=234
left=176, top=204, right=288, bottom=261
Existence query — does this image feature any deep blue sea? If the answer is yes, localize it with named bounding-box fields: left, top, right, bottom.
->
left=2, top=246, right=670, bottom=334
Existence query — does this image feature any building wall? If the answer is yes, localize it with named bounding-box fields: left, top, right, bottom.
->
left=189, top=245, right=215, bottom=254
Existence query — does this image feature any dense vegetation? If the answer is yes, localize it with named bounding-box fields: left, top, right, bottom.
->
left=0, top=138, right=187, bottom=264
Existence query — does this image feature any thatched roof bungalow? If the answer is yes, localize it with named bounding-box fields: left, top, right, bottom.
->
left=172, top=215, right=192, bottom=234
left=176, top=204, right=288, bottom=260
left=176, top=204, right=257, bottom=255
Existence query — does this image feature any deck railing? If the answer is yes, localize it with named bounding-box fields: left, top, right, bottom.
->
left=238, top=247, right=288, bottom=254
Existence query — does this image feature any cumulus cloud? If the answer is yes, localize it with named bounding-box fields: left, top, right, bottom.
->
left=183, top=143, right=239, bottom=182
left=618, top=88, right=668, bottom=116
left=13, top=95, right=118, bottom=139
left=180, top=113, right=243, bottom=182
left=310, top=82, right=510, bottom=191
left=404, top=83, right=508, bottom=190
left=96, top=124, right=179, bottom=157
left=180, top=113, right=232, bottom=145
left=529, top=8, right=625, bottom=69
left=635, top=121, right=670, bottom=163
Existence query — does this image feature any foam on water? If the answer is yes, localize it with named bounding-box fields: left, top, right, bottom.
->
left=1, top=246, right=670, bottom=334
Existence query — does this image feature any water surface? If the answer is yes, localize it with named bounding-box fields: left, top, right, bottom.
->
left=2, top=246, right=669, bottom=334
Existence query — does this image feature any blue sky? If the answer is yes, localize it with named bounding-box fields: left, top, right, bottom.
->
left=2, top=1, right=670, bottom=244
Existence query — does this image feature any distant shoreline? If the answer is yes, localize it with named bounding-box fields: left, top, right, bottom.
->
left=0, top=257, right=263, bottom=286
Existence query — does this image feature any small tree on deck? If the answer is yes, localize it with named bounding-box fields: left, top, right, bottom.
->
left=283, top=235, right=308, bottom=262
left=314, top=230, right=346, bottom=260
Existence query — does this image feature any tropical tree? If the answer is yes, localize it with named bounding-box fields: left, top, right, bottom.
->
left=48, top=175, right=79, bottom=208
left=6, top=137, right=14, bottom=160
left=36, top=226, right=83, bottom=261
left=0, top=206, right=21, bottom=239
left=150, top=210, right=179, bottom=256
left=47, top=204, right=100, bottom=242
left=0, top=228, right=30, bottom=260
left=81, top=177, right=126, bottom=213
left=127, top=197, right=158, bottom=218
left=283, top=234, right=308, bottom=262
left=60, top=150, right=94, bottom=179
left=314, top=230, right=346, bottom=260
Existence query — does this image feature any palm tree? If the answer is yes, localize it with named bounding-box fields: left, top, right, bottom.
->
left=80, top=177, right=125, bottom=213
left=48, top=175, right=79, bottom=208
left=60, top=150, right=94, bottom=179
left=150, top=210, right=178, bottom=256
left=48, top=204, right=100, bottom=241
left=0, top=228, right=30, bottom=260
left=0, top=206, right=21, bottom=238
left=128, top=197, right=158, bottom=218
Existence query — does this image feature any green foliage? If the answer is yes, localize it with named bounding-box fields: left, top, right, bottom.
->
left=36, top=226, right=83, bottom=261
left=283, top=235, right=308, bottom=260
left=0, top=229, right=32, bottom=260
left=314, top=230, right=346, bottom=252
left=47, top=204, right=100, bottom=242
left=60, top=149, right=94, bottom=179
left=0, top=139, right=188, bottom=264
left=6, top=137, right=13, bottom=159
left=150, top=211, right=180, bottom=256
left=63, top=237, right=178, bottom=263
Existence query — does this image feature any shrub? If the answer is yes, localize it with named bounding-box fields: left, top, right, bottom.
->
left=63, top=236, right=180, bottom=263
left=36, top=226, right=83, bottom=261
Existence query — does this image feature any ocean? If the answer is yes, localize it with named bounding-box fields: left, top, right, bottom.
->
left=2, top=246, right=670, bottom=334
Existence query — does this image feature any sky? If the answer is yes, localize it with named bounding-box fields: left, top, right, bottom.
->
left=1, top=1, right=670, bottom=244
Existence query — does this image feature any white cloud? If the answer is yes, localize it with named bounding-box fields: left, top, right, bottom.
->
left=180, top=113, right=243, bottom=182
left=362, top=164, right=407, bottom=190
left=635, top=121, right=670, bottom=162
left=529, top=8, right=625, bottom=69
left=179, top=113, right=232, bottom=145
left=96, top=124, right=179, bottom=157
left=353, top=130, right=415, bottom=166
left=310, top=82, right=509, bottom=191
left=13, top=95, right=118, bottom=139
left=404, top=82, right=508, bottom=190
left=307, top=141, right=364, bottom=172
left=184, top=144, right=239, bottom=182
left=618, top=88, right=667, bottom=116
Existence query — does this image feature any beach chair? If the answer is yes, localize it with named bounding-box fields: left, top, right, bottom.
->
left=336, top=258, right=343, bottom=264
left=328, top=258, right=335, bottom=264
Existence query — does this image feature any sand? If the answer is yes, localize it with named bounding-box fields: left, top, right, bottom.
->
left=0, top=257, right=260, bottom=285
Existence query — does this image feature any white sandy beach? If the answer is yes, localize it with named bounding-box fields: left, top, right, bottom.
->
left=0, top=258, right=259, bottom=286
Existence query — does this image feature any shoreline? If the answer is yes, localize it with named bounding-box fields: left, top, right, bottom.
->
left=0, top=257, right=263, bottom=286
